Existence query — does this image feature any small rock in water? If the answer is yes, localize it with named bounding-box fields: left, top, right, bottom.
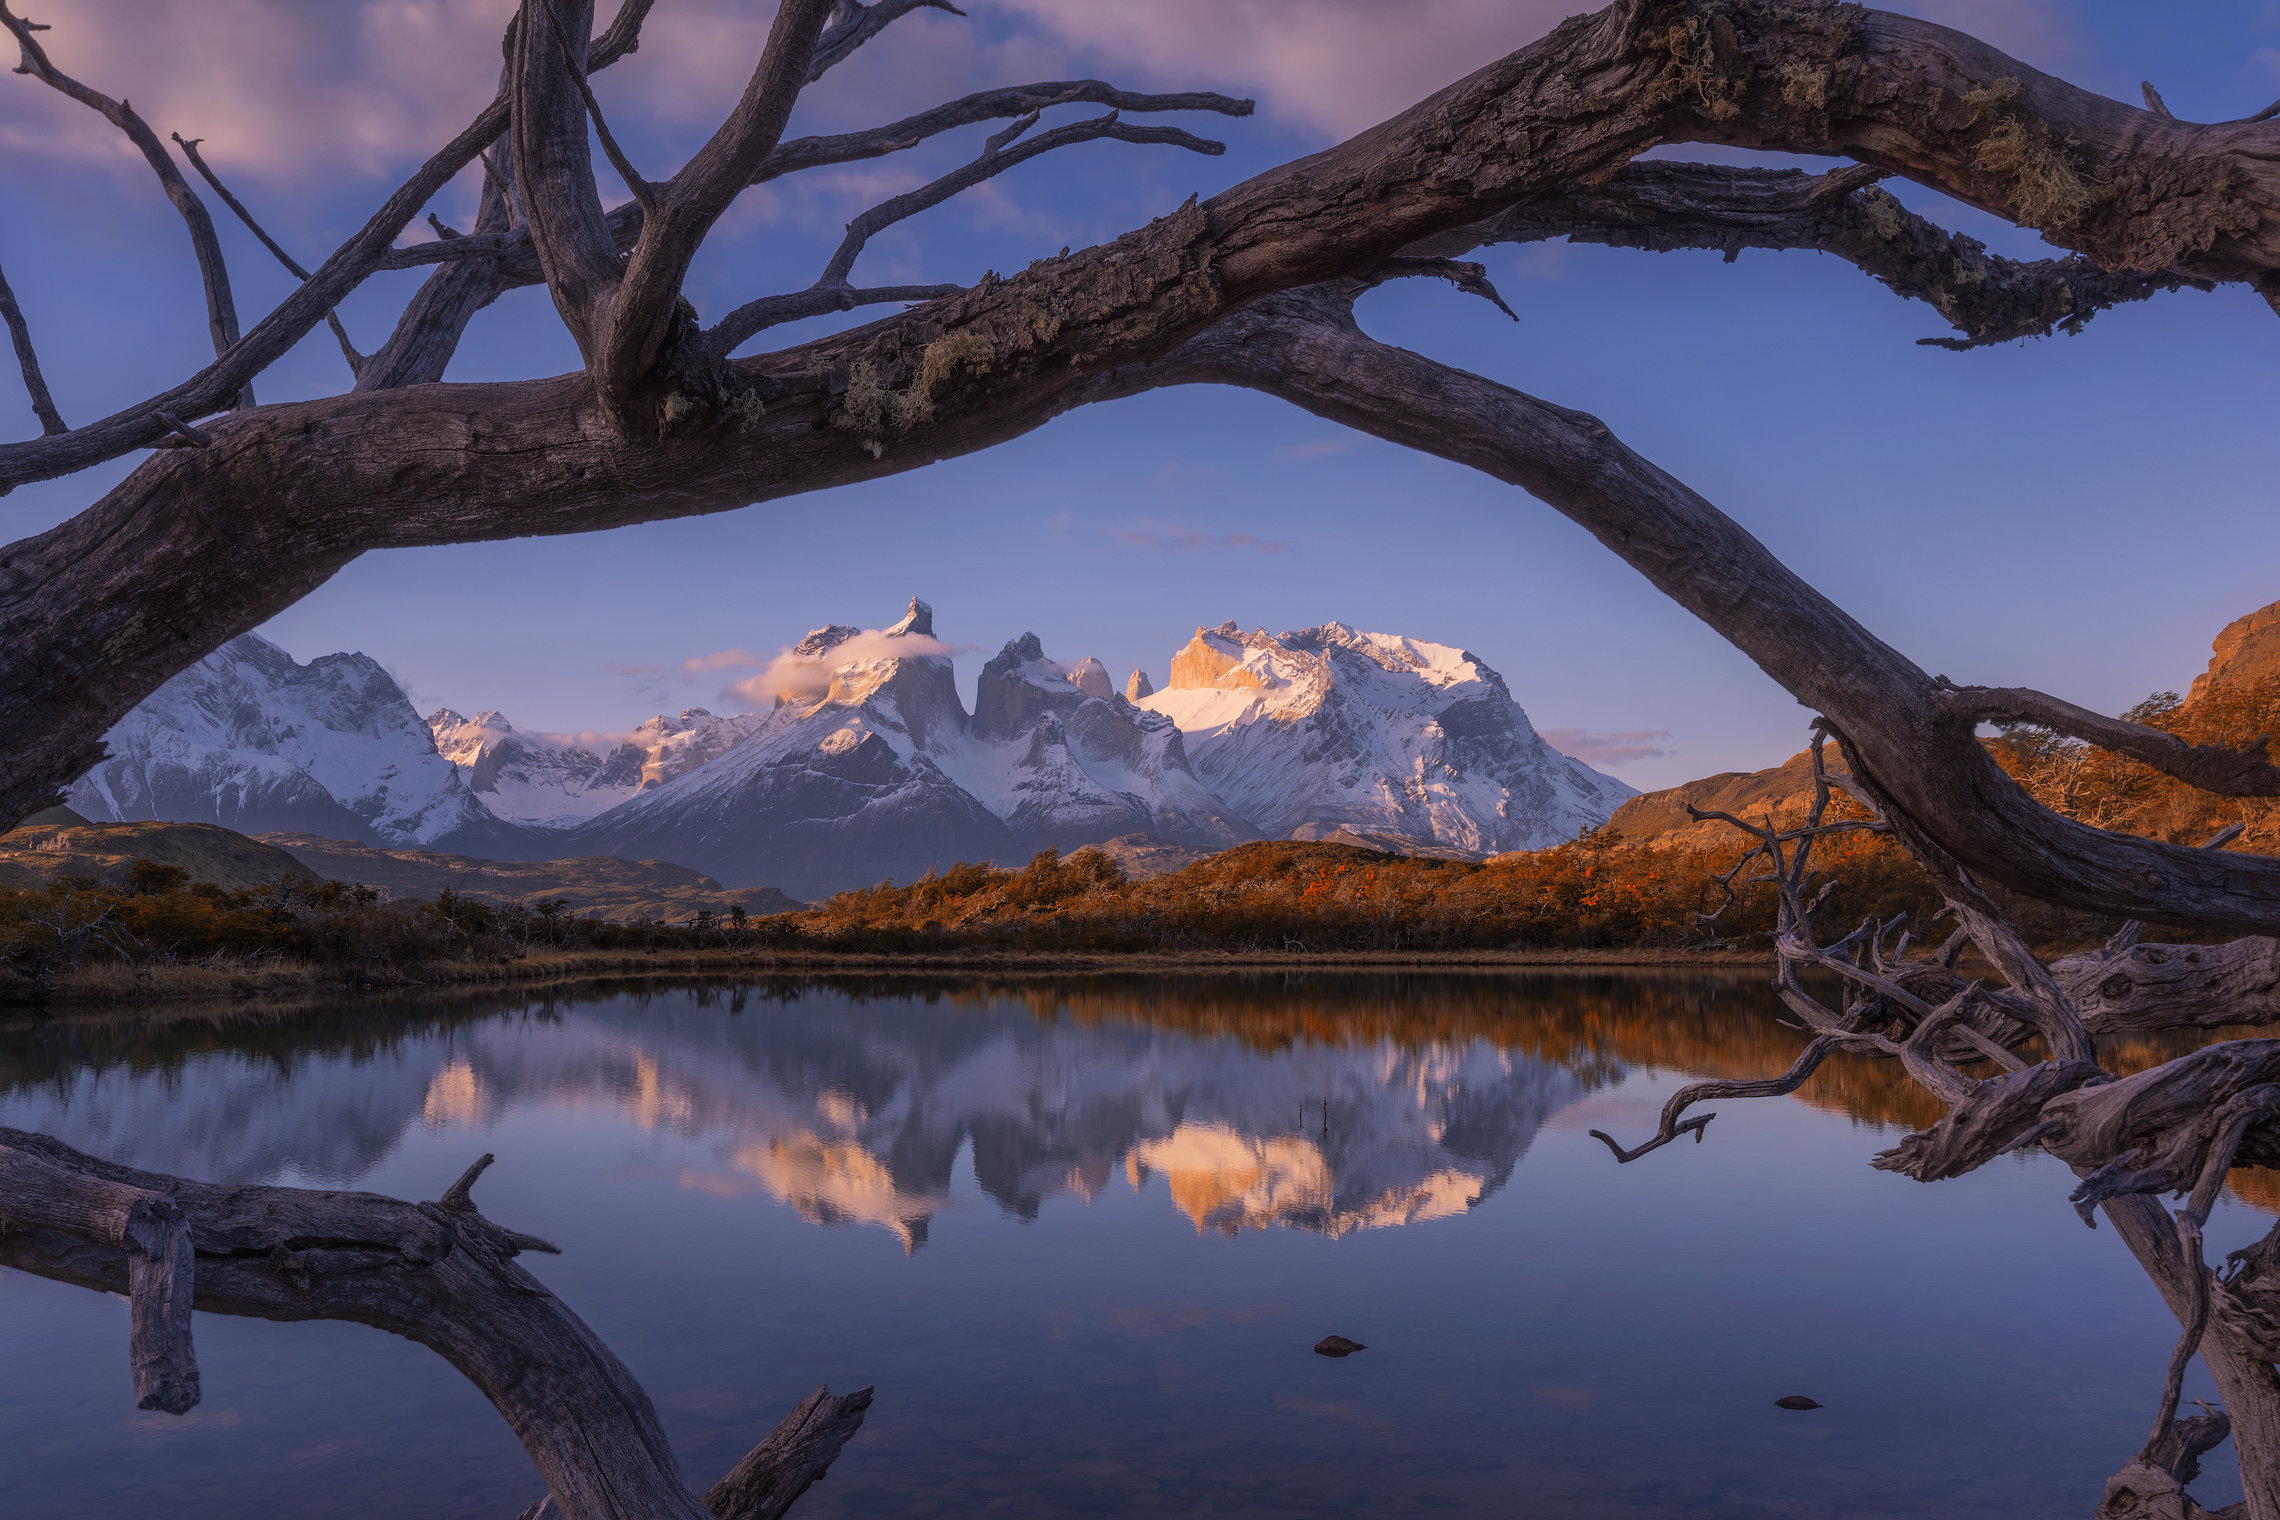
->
left=1774, top=1395, right=1822, bottom=1411
left=1314, top=1335, right=1367, bottom=1358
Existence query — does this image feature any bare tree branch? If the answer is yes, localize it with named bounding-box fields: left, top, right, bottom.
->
left=172, top=134, right=365, bottom=378
left=1590, top=1031, right=1864, bottom=1161
left=1956, top=683, right=2280, bottom=796
left=808, top=0, right=964, bottom=82
left=0, top=1128, right=871, bottom=1520
left=368, top=79, right=1255, bottom=282
left=1, top=0, right=248, bottom=401
left=764, top=81, right=1253, bottom=183
left=0, top=253, right=64, bottom=434
left=1455, top=161, right=2209, bottom=349
left=1366, top=257, right=1518, bottom=319
left=0, top=3, right=651, bottom=483
left=510, top=0, right=625, bottom=361
left=357, top=145, right=524, bottom=392
left=704, top=111, right=1233, bottom=356
left=540, top=0, right=656, bottom=211
left=592, top=0, right=837, bottom=407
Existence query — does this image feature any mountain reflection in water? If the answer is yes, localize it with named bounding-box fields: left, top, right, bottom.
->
left=2, top=972, right=2269, bottom=1244
left=0, top=977, right=1614, bottom=1249
left=3, top=972, right=2272, bottom=1520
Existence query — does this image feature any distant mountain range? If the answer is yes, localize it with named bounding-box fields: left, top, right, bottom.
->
left=66, top=599, right=1633, bottom=898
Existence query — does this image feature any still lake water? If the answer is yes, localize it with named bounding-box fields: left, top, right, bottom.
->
left=0, top=972, right=2266, bottom=1518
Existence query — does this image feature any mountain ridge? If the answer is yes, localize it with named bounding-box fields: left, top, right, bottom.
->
left=65, top=601, right=1634, bottom=898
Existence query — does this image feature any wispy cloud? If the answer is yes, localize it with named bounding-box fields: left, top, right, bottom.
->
left=1540, top=728, right=1672, bottom=767
left=607, top=647, right=766, bottom=705
left=1105, top=515, right=1291, bottom=555
left=1273, top=437, right=1352, bottom=462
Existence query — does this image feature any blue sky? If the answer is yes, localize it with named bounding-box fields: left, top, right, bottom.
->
left=3, top=0, right=2277, bottom=790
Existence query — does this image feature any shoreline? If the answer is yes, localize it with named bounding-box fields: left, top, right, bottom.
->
left=10, top=943, right=1781, bottom=1012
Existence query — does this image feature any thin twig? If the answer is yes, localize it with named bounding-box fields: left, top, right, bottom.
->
left=0, top=254, right=65, bottom=434
left=172, top=135, right=365, bottom=377
left=807, top=0, right=965, bottom=82
left=0, top=0, right=248, bottom=402
left=703, top=111, right=1230, bottom=355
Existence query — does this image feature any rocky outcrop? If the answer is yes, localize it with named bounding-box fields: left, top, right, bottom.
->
left=1126, top=669, right=1155, bottom=701
left=2189, top=599, right=2280, bottom=706
left=945, top=631, right=1253, bottom=854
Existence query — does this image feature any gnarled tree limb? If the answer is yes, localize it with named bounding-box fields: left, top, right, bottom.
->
left=1955, top=684, right=2280, bottom=796
left=0, top=1128, right=869, bottom=1520
left=1461, top=161, right=2208, bottom=348
left=0, top=0, right=653, bottom=480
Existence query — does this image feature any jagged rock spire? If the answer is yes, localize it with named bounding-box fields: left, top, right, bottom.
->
left=885, top=598, right=934, bottom=639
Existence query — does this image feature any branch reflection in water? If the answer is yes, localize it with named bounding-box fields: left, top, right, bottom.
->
left=0, top=972, right=2267, bottom=1517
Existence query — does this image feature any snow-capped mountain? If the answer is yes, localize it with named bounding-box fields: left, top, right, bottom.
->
left=66, top=633, right=521, bottom=851
left=935, top=632, right=1252, bottom=851
left=62, top=605, right=1633, bottom=895
left=427, top=706, right=762, bottom=826
left=564, top=601, right=1017, bottom=896
left=1137, top=621, right=1635, bottom=853
left=564, top=601, right=1246, bottom=897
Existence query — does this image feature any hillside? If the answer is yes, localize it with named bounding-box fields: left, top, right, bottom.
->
left=1610, top=594, right=2280, bottom=857
left=0, top=808, right=316, bottom=890
left=257, top=834, right=801, bottom=919
left=1602, top=747, right=1846, bottom=850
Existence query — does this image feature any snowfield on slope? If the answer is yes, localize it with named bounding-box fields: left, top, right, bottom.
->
left=1138, top=621, right=1634, bottom=854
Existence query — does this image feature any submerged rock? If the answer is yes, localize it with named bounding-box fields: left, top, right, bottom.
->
left=1774, top=1395, right=1822, bottom=1410
left=1313, top=1335, right=1367, bottom=1358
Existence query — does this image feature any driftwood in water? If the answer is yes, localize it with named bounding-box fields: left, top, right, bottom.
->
left=1586, top=735, right=2280, bottom=1520
left=0, top=1133, right=868, bottom=1520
